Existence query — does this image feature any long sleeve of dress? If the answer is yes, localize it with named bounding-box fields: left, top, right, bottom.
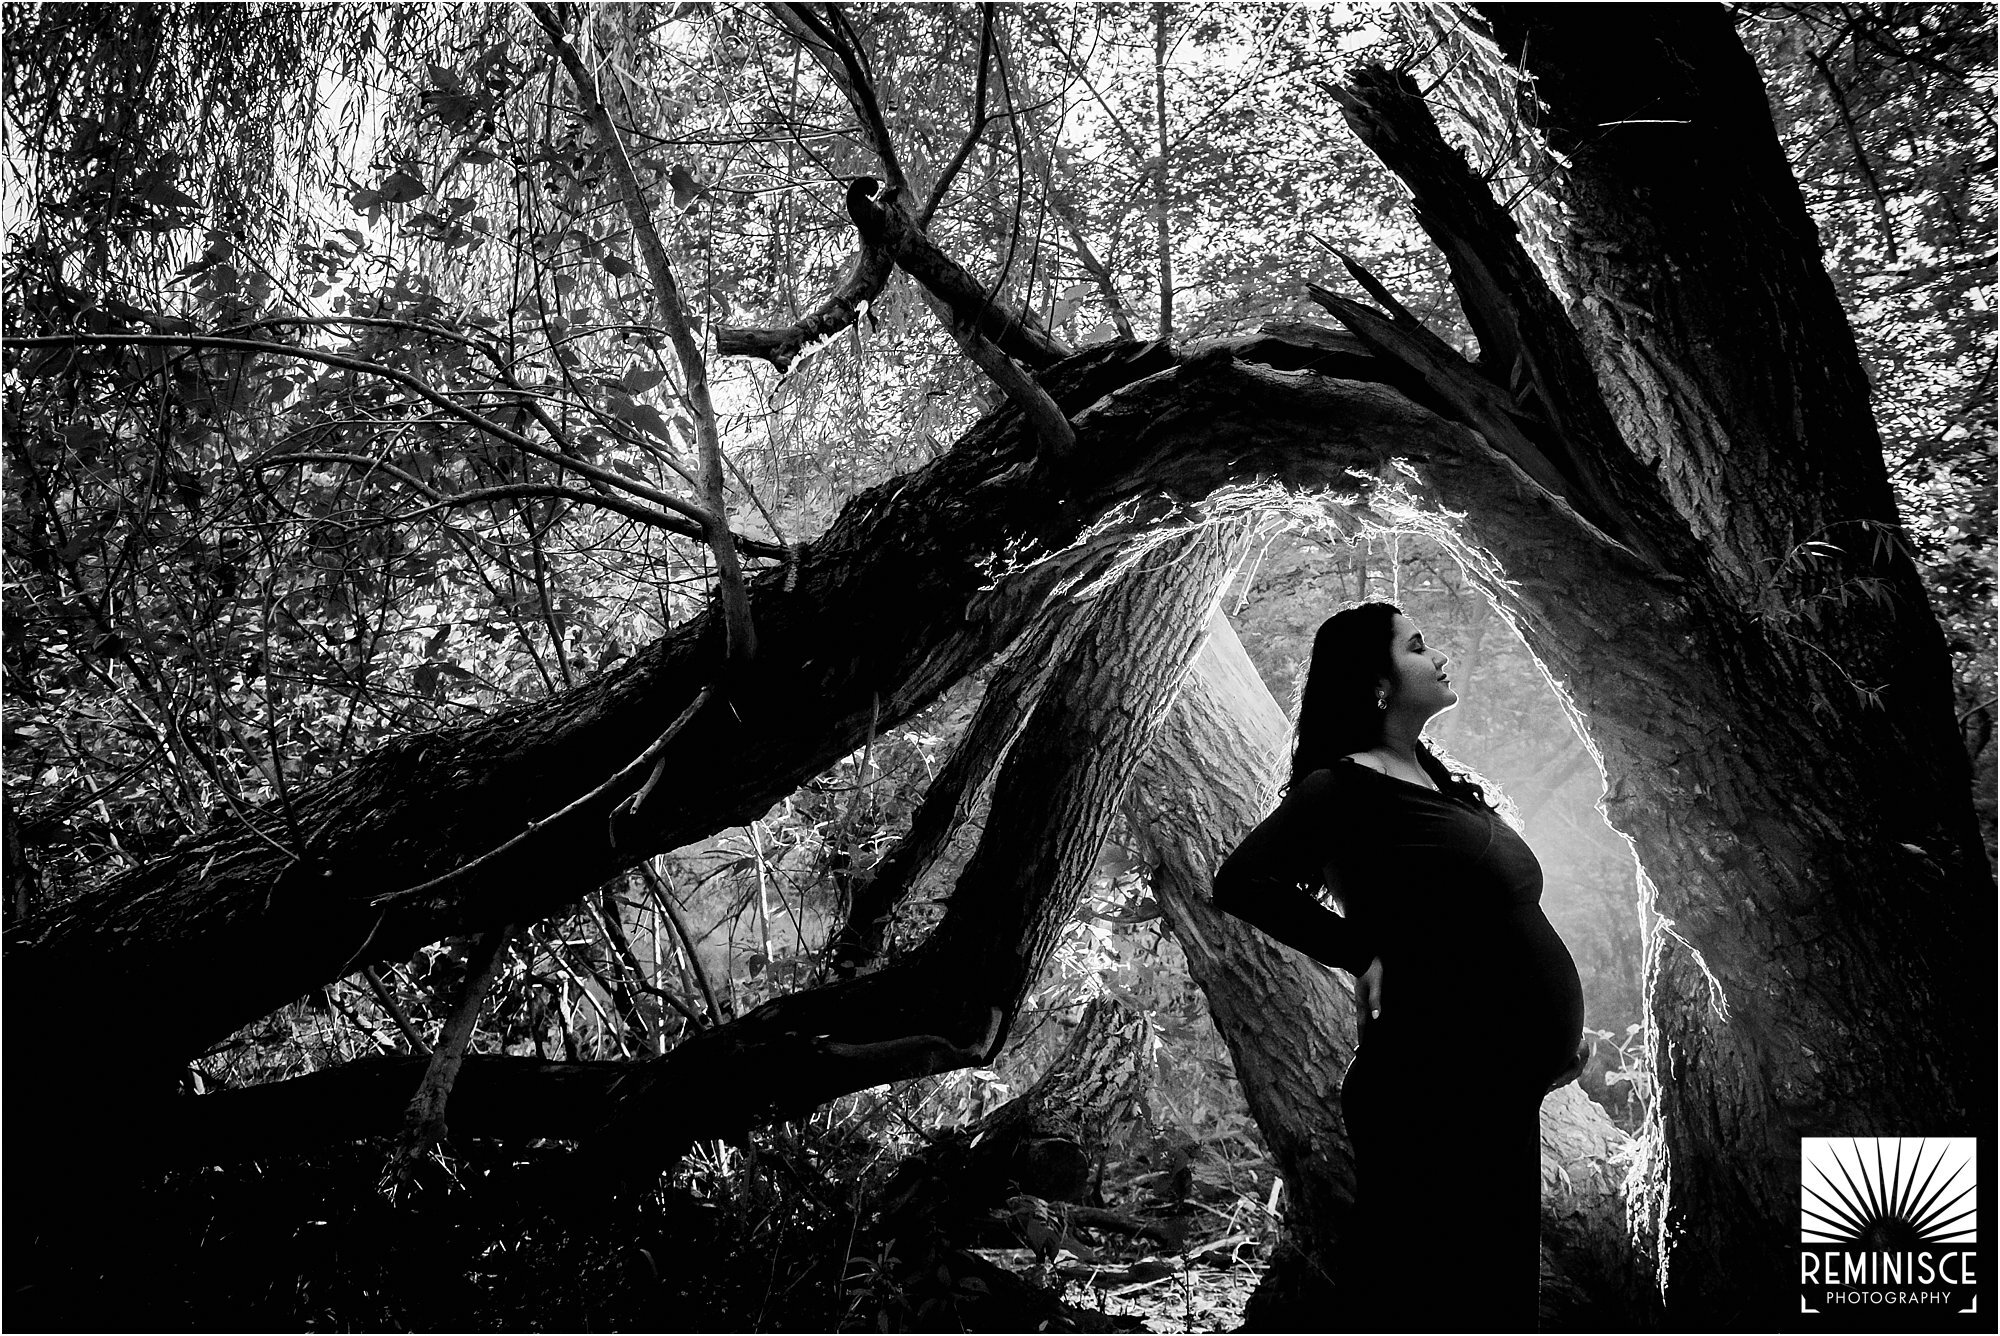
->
left=1211, top=767, right=1378, bottom=974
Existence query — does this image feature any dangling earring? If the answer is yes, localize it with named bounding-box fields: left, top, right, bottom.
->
left=1375, top=693, right=1389, bottom=711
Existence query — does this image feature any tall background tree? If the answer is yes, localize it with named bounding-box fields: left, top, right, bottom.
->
left=5, top=3, right=1991, bottom=1329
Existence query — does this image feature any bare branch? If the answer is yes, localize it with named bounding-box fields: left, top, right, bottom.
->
left=3, top=332, right=750, bottom=542
left=253, top=451, right=785, bottom=555
left=1053, top=197, right=1136, bottom=340
left=361, top=967, right=434, bottom=1056
left=846, top=181, right=1072, bottom=369
left=770, top=3, right=911, bottom=197
left=716, top=3, right=977, bottom=373
left=921, top=289, right=1076, bottom=462
left=529, top=1, right=757, bottom=666
left=714, top=240, right=894, bottom=373
left=918, top=4, right=997, bottom=228
left=386, top=925, right=513, bottom=1180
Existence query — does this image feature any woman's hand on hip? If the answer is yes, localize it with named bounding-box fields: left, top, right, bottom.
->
left=1356, top=957, right=1385, bottom=1021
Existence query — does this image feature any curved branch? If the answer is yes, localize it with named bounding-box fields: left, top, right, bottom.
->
left=713, top=243, right=894, bottom=372
left=2, top=333, right=754, bottom=544
left=770, top=2, right=910, bottom=197
left=718, top=5, right=1023, bottom=377
left=10, top=332, right=1684, bottom=1083
left=253, top=451, right=764, bottom=549
left=847, top=182, right=1073, bottom=370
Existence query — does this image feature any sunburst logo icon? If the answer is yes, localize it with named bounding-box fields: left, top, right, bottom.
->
left=1801, top=1137, right=1977, bottom=1249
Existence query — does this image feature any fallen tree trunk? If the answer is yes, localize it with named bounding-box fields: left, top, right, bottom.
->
left=12, top=81, right=1989, bottom=1319
left=13, top=335, right=1441, bottom=1081
left=1123, top=612, right=1356, bottom=1321
left=875, top=994, right=1155, bottom=1238
left=134, top=523, right=1243, bottom=1166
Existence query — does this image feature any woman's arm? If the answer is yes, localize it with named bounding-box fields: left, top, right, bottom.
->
left=1211, top=767, right=1378, bottom=975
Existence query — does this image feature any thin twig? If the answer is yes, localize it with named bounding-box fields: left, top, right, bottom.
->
left=592, top=888, right=707, bottom=1035
left=1807, top=46, right=1899, bottom=262
left=1052, top=197, right=1135, bottom=340
left=918, top=5, right=997, bottom=227
left=534, top=926, right=630, bottom=1055
left=254, top=452, right=745, bottom=544
left=371, top=684, right=713, bottom=906
left=362, top=966, right=435, bottom=1055
left=4, top=332, right=759, bottom=546
left=529, top=1, right=757, bottom=666
left=641, top=859, right=725, bottom=1025
left=328, top=983, right=403, bottom=1055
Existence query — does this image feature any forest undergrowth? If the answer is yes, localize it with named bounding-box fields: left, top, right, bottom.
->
left=20, top=911, right=1291, bottom=1333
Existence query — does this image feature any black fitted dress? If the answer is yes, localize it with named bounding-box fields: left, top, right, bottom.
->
left=1212, top=759, right=1585, bottom=1332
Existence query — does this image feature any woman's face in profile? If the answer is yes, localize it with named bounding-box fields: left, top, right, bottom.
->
left=1383, top=613, right=1456, bottom=717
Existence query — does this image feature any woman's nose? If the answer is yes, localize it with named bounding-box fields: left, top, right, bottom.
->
left=1435, top=651, right=1449, bottom=669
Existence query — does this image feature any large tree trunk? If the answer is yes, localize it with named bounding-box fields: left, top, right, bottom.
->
left=1128, top=612, right=1657, bottom=1330
left=17, top=298, right=1979, bottom=1329
left=13, top=335, right=1456, bottom=1081
left=1325, top=11, right=1992, bottom=1326
left=125, top=522, right=1245, bottom=1169
left=11, top=17, right=1987, bottom=1320
left=875, top=994, right=1156, bottom=1237
left=1122, top=612, right=1356, bottom=1315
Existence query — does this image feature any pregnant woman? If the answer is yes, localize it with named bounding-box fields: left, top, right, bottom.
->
left=1213, top=602, right=1589, bottom=1332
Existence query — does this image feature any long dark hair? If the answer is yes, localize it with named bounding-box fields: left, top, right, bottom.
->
left=1287, top=601, right=1492, bottom=809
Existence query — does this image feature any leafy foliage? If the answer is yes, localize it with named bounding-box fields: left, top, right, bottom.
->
left=2, top=3, right=1989, bottom=1328
left=1743, top=3, right=1997, bottom=826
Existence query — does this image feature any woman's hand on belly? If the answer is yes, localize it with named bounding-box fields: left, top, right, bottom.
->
left=1356, top=956, right=1385, bottom=1020
left=1545, top=1037, right=1592, bottom=1092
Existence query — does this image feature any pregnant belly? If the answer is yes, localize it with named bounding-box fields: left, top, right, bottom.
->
left=1384, top=909, right=1584, bottom=1084
left=1509, top=908, right=1586, bottom=1080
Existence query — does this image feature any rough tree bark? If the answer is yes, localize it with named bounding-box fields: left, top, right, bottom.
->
left=16, top=305, right=1979, bottom=1327
left=11, top=332, right=1443, bottom=1084
left=875, top=994, right=1156, bottom=1236
left=9, top=15, right=1986, bottom=1327
left=127, top=521, right=1245, bottom=1168
left=826, top=615, right=1069, bottom=976
left=1328, top=11, right=1992, bottom=1325
left=1123, top=610, right=1357, bottom=1316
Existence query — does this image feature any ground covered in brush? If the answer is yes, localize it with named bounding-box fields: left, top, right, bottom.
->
left=12, top=1117, right=1282, bottom=1333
